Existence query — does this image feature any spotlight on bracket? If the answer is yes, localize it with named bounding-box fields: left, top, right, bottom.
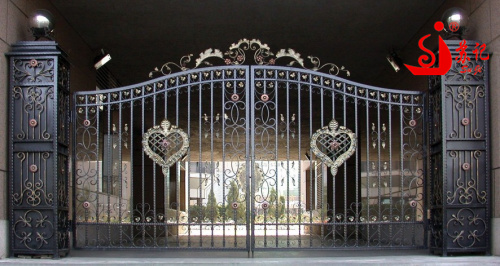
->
left=386, top=52, right=402, bottom=72
left=29, top=9, right=54, bottom=40
left=94, top=49, right=112, bottom=70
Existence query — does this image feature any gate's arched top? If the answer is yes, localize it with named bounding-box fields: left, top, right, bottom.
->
left=148, top=38, right=350, bottom=78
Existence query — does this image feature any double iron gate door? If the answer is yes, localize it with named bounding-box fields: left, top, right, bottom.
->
left=73, top=65, right=426, bottom=251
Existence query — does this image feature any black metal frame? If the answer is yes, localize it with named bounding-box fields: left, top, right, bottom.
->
left=7, top=41, right=70, bottom=258
left=429, top=40, right=490, bottom=255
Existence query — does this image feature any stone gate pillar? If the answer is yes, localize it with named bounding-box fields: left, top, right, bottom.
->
left=7, top=41, right=70, bottom=258
left=429, top=40, right=490, bottom=255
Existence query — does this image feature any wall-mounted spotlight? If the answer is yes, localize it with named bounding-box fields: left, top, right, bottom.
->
left=94, top=49, right=112, bottom=69
left=29, top=9, right=54, bottom=40
left=386, top=52, right=402, bottom=72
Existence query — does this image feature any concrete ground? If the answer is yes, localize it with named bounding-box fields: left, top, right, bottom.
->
left=0, top=250, right=500, bottom=265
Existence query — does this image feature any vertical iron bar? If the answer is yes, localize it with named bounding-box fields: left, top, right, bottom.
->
left=297, top=72, right=302, bottom=248
left=210, top=74, right=215, bottom=247
left=164, top=81, right=169, bottom=247
left=221, top=70, right=226, bottom=248
left=186, top=79, right=192, bottom=248
left=118, top=94, right=123, bottom=247
left=248, top=66, right=253, bottom=256
left=377, top=94, right=381, bottom=246
left=308, top=82, right=313, bottom=248
left=365, top=95, right=370, bottom=247
left=317, top=77, right=325, bottom=247
left=274, top=69, right=279, bottom=248
left=176, top=78, right=181, bottom=247
left=130, top=89, right=135, bottom=246
left=96, top=93, right=101, bottom=247
left=354, top=86, right=359, bottom=246
left=388, top=96, right=393, bottom=246
left=343, top=83, right=347, bottom=245
left=141, top=86, right=146, bottom=247
left=152, top=84, right=157, bottom=246
left=107, top=92, right=112, bottom=247
left=198, top=78, right=203, bottom=248
left=399, top=95, right=404, bottom=247
left=286, top=73, right=290, bottom=247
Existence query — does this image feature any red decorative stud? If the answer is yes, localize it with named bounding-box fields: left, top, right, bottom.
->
left=330, top=141, right=340, bottom=151
left=261, top=94, right=269, bottom=102
left=29, top=119, right=38, bottom=128
left=162, top=139, right=170, bottom=148
left=29, top=164, right=38, bottom=173
left=231, top=94, right=240, bottom=102
left=30, top=59, right=38, bottom=67
left=409, top=120, right=417, bottom=127
left=83, top=201, right=90, bottom=209
left=83, top=120, right=91, bottom=127
left=461, top=118, right=470, bottom=126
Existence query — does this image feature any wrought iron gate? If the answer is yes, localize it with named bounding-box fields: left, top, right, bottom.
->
left=73, top=40, right=426, bottom=252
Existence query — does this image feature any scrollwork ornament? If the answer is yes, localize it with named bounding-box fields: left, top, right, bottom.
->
left=446, top=208, right=486, bottom=248
left=310, top=119, right=356, bottom=176
left=13, top=58, right=55, bottom=83
left=149, top=39, right=350, bottom=77
left=14, top=210, right=54, bottom=250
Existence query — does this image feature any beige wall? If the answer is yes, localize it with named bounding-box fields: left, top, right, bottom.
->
left=0, top=0, right=95, bottom=258
left=465, top=0, right=500, bottom=256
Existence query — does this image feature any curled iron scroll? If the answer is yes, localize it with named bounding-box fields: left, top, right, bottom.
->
left=310, top=119, right=356, bottom=176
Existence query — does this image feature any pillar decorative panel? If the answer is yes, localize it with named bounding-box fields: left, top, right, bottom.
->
left=7, top=41, right=70, bottom=258
left=429, top=40, right=490, bottom=255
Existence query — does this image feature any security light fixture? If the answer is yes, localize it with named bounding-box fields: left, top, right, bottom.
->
left=386, top=52, right=402, bottom=72
left=441, top=7, right=469, bottom=39
left=29, top=9, right=54, bottom=40
left=94, top=49, right=112, bottom=69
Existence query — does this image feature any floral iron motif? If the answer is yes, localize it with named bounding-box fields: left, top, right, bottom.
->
left=149, top=38, right=350, bottom=77
left=142, top=119, right=189, bottom=176
left=310, top=119, right=356, bottom=176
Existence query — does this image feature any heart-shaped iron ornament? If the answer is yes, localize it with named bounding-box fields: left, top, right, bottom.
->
left=142, top=119, right=189, bottom=175
left=310, top=119, right=356, bottom=176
